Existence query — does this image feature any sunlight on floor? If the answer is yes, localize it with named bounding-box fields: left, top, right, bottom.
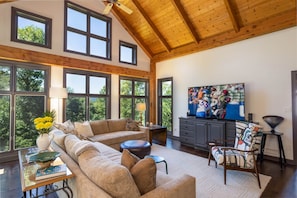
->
left=0, top=168, right=4, bottom=175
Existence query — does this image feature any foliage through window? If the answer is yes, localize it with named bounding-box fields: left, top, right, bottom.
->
left=64, top=69, right=111, bottom=122
left=119, top=41, right=137, bottom=65
left=119, top=77, right=148, bottom=125
left=65, top=1, right=111, bottom=59
left=158, top=77, right=173, bottom=133
left=11, top=7, right=52, bottom=48
left=0, top=61, right=49, bottom=153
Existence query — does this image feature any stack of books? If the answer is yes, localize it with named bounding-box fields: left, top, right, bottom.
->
left=35, top=164, right=67, bottom=180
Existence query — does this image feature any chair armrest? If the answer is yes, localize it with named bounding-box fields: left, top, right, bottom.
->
left=140, top=174, right=196, bottom=198
left=220, top=147, right=258, bottom=153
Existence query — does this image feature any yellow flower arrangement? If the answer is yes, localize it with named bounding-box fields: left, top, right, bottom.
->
left=34, top=116, right=53, bottom=135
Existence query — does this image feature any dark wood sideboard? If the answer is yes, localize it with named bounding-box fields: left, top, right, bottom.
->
left=179, top=117, right=236, bottom=151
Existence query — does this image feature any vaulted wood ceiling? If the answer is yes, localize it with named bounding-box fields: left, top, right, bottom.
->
left=1, top=0, right=296, bottom=63
left=107, top=0, right=296, bottom=62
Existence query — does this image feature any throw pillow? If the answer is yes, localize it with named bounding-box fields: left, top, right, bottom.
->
left=121, top=149, right=140, bottom=170
left=74, top=121, right=94, bottom=138
left=54, top=120, right=76, bottom=134
left=125, top=118, right=140, bottom=131
left=130, top=158, right=156, bottom=195
left=121, top=149, right=156, bottom=195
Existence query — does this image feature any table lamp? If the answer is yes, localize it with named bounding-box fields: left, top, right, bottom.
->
left=136, top=103, right=146, bottom=126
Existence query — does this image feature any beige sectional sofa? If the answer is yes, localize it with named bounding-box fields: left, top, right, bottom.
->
left=49, top=129, right=196, bottom=198
left=87, top=119, right=149, bottom=150
left=55, top=118, right=149, bottom=151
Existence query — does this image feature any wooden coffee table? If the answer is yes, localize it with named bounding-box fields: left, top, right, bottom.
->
left=18, top=148, right=75, bottom=198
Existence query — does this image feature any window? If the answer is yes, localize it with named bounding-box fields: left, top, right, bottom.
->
left=0, top=61, right=49, bottom=153
left=158, top=77, right=173, bottom=134
left=119, top=77, right=148, bottom=125
left=65, top=1, right=111, bottom=59
left=64, top=69, right=111, bottom=122
left=11, top=7, right=52, bottom=48
left=119, top=41, right=137, bottom=65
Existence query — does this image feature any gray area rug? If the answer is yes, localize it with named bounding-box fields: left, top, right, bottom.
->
left=150, top=144, right=271, bottom=198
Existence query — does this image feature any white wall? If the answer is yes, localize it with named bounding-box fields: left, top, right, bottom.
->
left=0, top=0, right=150, bottom=71
left=156, top=27, right=297, bottom=160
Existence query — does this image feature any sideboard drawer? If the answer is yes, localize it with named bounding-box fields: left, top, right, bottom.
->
left=180, top=130, right=195, bottom=138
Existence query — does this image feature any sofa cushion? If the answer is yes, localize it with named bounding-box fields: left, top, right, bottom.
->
left=89, top=120, right=110, bottom=135
left=54, top=120, right=76, bottom=134
left=50, top=129, right=67, bottom=150
left=121, top=149, right=140, bottom=170
left=78, top=150, right=141, bottom=198
left=107, top=119, right=127, bottom=132
left=74, top=121, right=94, bottom=138
left=126, top=119, right=140, bottom=131
left=64, top=134, right=99, bottom=162
left=88, top=131, right=146, bottom=146
left=121, top=149, right=157, bottom=195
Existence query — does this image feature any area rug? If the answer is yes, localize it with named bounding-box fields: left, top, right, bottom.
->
left=150, top=144, right=271, bottom=198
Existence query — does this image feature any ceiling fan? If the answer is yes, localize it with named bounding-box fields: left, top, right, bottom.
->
left=102, top=0, right=133, bottom=15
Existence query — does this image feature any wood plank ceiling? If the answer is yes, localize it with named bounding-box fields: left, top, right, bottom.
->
left=108, top=0, right=296, bottom=62
left=0, top=0, right=296, bottom=63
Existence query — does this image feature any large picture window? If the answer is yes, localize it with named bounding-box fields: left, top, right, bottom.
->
left=65, top=1, right=111, bottom=59
left=11, top=7, right=52, bottom=48
left=119, top=77, right=148, bottom=125
left=64, top=69, right=111, bottom=122
left=0, top=61, right=49, bottom=153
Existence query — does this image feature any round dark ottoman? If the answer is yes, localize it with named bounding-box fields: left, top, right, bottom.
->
left=120, top=140, right=151, bottom=159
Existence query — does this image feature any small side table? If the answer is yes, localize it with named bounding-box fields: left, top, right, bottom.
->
left=145, top=155, right=168, bottom=174
left=148, top=125, right=167, bottom=145
left=260, top=131, right=287, bottom=169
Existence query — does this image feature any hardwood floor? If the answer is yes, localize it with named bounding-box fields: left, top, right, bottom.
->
left=0, top=137, right=296, bottom=198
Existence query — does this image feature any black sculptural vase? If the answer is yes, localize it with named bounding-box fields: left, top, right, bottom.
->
left=262, top=115, right=284, bottom=133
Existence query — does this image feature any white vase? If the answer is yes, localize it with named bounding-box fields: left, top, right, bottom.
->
left=36, top=133, right=50, bottom=151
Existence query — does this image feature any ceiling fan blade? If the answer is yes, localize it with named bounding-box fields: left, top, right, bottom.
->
left=115, top=2, right=133, bottom=14
left=103, top=3, right=113, bottom=15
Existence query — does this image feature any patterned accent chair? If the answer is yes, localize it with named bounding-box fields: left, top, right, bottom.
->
left=208, top=120, right=262, bottom=188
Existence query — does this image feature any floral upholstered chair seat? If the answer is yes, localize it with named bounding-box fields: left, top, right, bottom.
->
left=208, top=120, right=262, bottom=188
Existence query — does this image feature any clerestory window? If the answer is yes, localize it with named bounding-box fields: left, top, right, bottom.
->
left=65, top=1, right=111, bottom=60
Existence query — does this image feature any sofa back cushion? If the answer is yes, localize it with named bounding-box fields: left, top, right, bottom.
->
left=89, top=120, right=109, bottom=135
left=64, top=134, right=100, bottom=162
left=78, top=150, right=140, bottom=198
left=50, top=129, right=67, bottom=150
left=108, top=119, right=127, bottom=132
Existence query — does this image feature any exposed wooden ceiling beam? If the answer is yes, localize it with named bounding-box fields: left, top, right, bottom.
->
left=0, top=45, right=151, bottom=78
left=170, top=0, right=200, bottom=44
left=131, top=0, right=171, bottom=53
left=0, top=0, right=15, bottom=3
left=224, top=0, right=240, bottom=33
left=110, top=6, right=153, bottom=59
left=152, top=8, right=297, bottom=62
